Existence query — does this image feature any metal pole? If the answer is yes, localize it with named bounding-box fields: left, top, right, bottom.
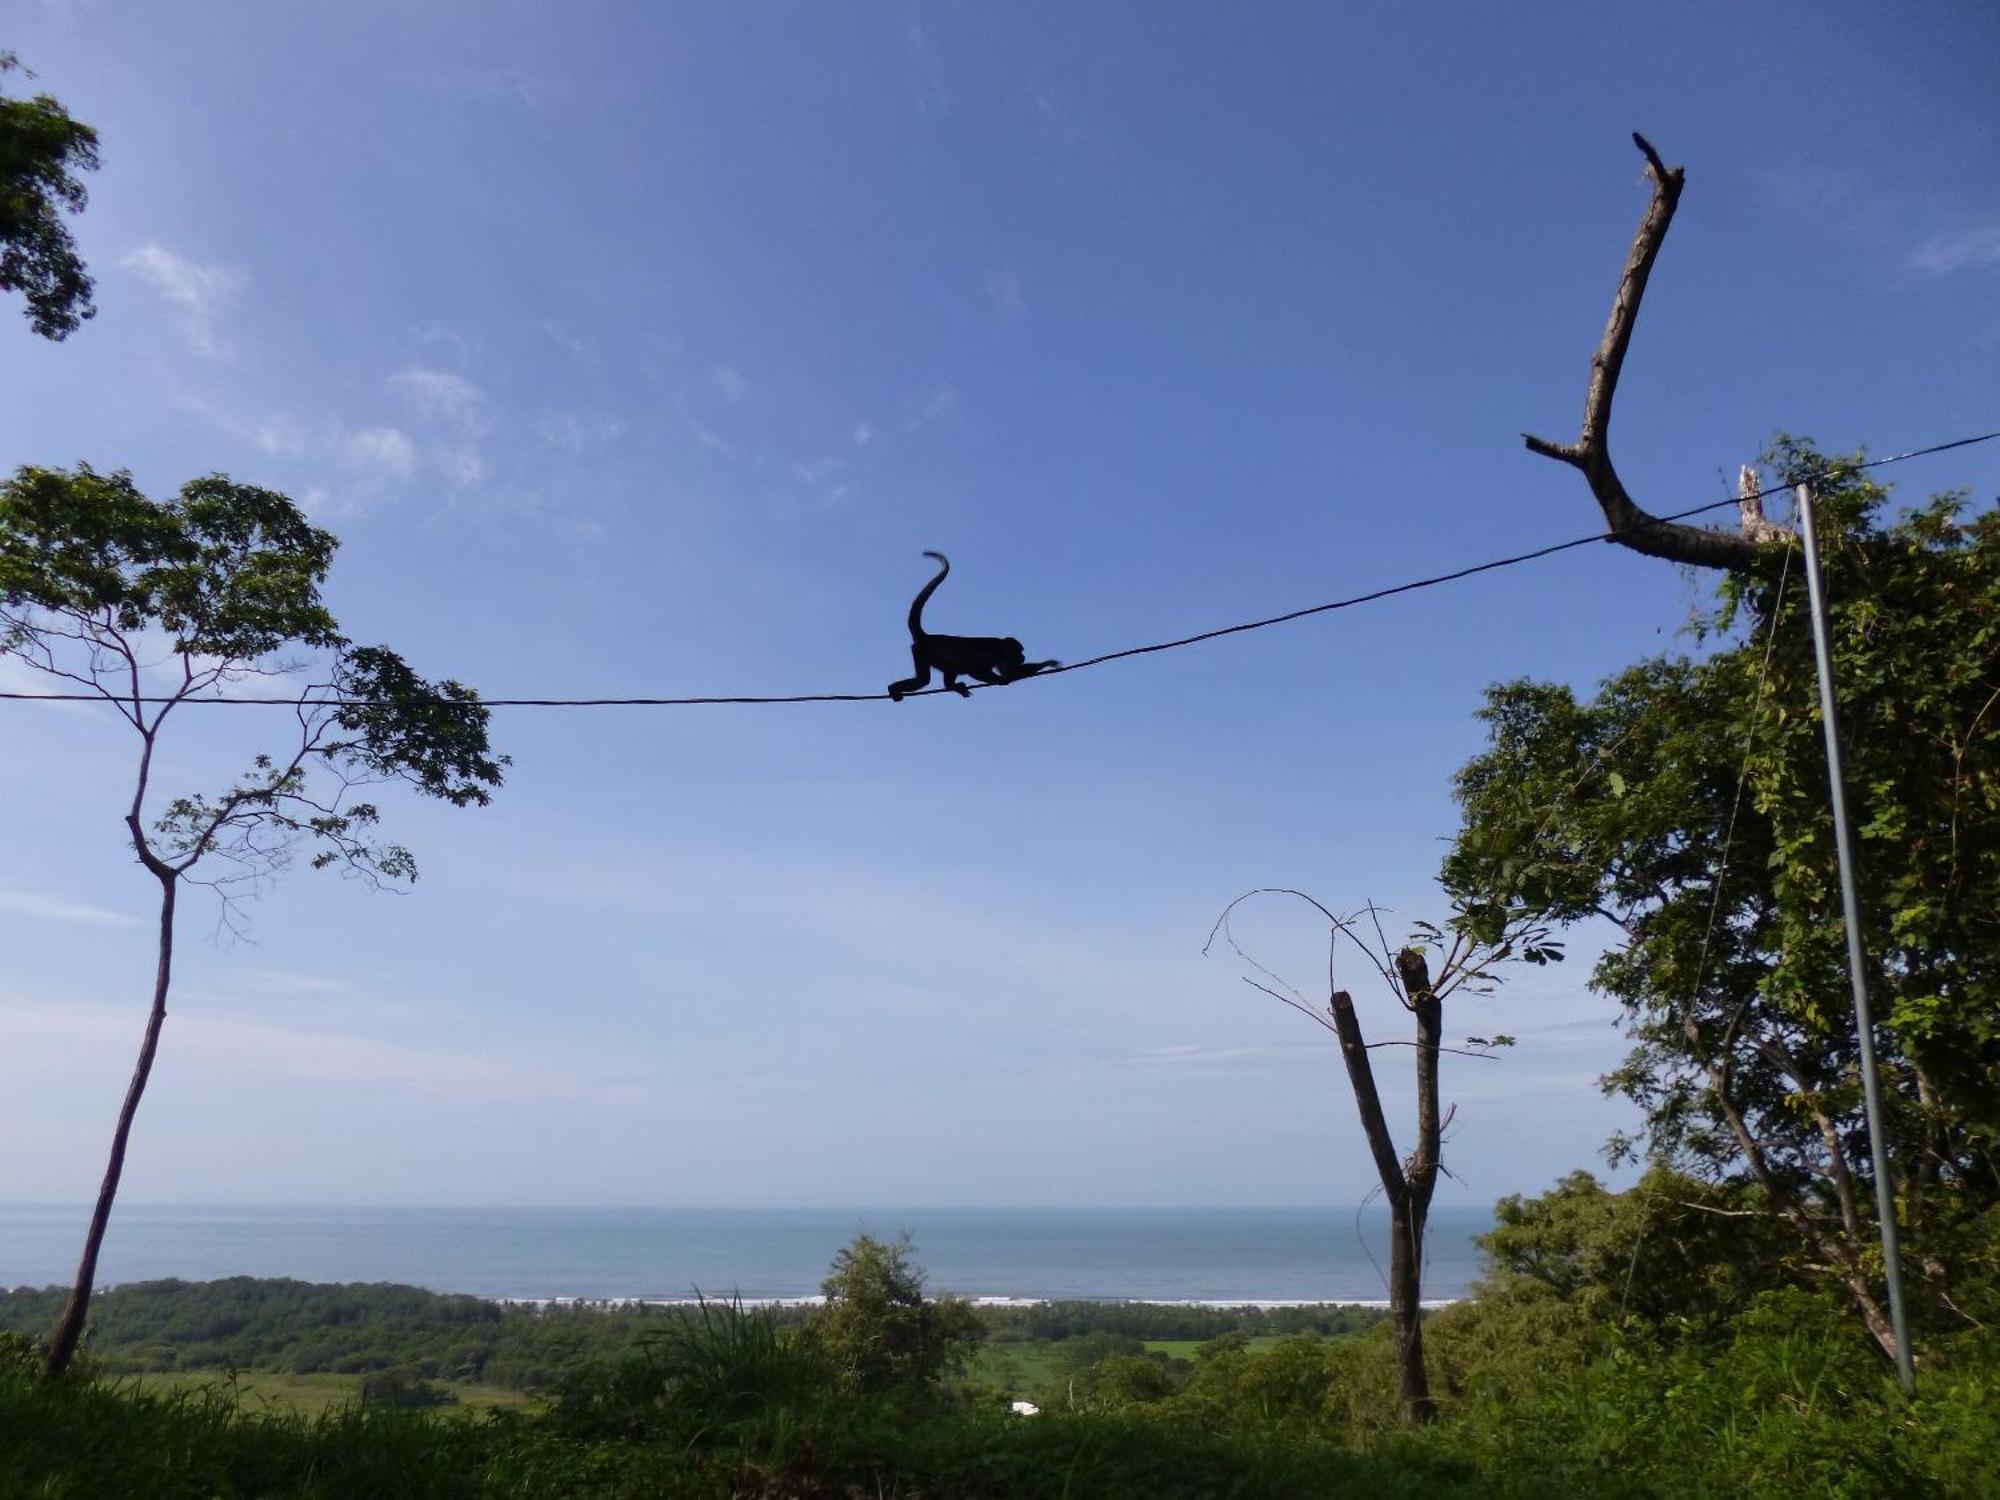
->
left=1795, top=481, right=1916, bottom=1394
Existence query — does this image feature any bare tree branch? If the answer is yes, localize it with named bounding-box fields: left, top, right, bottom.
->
left=1524, top=134, right=1780, bottom=572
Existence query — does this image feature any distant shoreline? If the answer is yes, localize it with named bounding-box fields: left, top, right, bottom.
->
left=3, top=1280, right=1454, bottom=1310
left=496, top=1294, right=1458, bottom=1311
left=1, top=1203, right=1490, bottom=1304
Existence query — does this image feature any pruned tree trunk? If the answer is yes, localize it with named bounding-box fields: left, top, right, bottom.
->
left=1327, top=947, right=1443, bottom=1423
left=44, top=872, right=176, bottom=1378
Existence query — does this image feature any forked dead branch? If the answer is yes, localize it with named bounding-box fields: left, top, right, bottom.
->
left=1525, top=133, right=1787, bottom=572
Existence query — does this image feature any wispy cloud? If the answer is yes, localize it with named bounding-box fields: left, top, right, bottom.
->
left=389, top=367, right=490, bottom=484
left=789, top=454, right=852, bottom=510
left=0, top=890, right=143, bottom=929
left=541, top=319, right=595, bottom=363
left=1130, top=1043, right=1321, bottom=1078
left=167, top=393, right=420, bottom=513
left=390, top=367, right=486, bottom=426
left=901, top=0, right=949, bottom=113
left=710, top=365, right=750, bottom=402
left=852, top=423, right=874, bottom=449
left=1024, top=74, right=1086, bottom=149
left=0, top=653, right=95, bottom=714
left=247, top=415, right=311, bottom=458
left=342, top=426, right=416, bottom=482
left=903, top=382, right=958, bottom=432
left=119, top=242, right=242, bottom=357
left=0, top=995, right=656, bottom=1107
left=1912, top=225, right=2000, bottom=276
left=539, top=411, right=624, bottom=452
left=983, top=267, right=1026, bottom=322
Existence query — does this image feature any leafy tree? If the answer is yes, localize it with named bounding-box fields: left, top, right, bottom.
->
left=1443, top=439, right=2000, bottom=1361
left=810, top=1233, right=983, bottom=1395
left=1476, top=1167, right=1797, bottom=1330
left=0, top=53, right=98, bottom=338
left=1054, top=1350, right=1182, bottom=1411
left=0, top=465, right=505, bottom=1376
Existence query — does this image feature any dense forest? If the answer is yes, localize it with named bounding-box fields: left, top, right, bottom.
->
left=0, top=1274, right=1378, bottom=1391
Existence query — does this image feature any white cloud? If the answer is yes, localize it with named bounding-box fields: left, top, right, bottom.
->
left=0, top=889, right=143, bottom=929
left=119, top=242, right=242, bottom=357
left=853, top=423, right=874, bottom=448
left=710, top=365, right=750, bottom=402
left=538, top=411, right=624, bottom=452
left=248, top=416, right=310, bottom=457
left=342, top=426, right=416, bottom=481
left=389, top=367, right=487, bottom=427
left=388, top=368, right=490, bottom=486
left=1912, top=225, right=2000, bottom=275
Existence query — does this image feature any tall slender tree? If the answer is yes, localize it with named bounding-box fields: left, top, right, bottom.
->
left=0, top=464, right=506, bottom=1377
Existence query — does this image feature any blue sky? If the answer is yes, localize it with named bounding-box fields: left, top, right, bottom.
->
left=2, top=1, right=1996, bottom=1212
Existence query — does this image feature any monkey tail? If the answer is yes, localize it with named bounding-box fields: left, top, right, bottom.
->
left=909, top=551, right=950, bottom=637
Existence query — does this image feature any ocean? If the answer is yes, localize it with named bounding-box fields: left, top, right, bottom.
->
left=0, top=1204, right=1491, bottom=1304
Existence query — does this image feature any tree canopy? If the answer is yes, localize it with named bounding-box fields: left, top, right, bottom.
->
left=0, top=53, right=98, bottom=339
left=0, top=464, right=505, bottom=885
left=1442, top=438, right=2000, bottom=1355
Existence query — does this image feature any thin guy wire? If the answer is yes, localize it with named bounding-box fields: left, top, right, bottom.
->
left=2, top=429, right=1994, bottom=710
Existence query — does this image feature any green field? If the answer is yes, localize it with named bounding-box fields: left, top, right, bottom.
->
left=127, top=1369, right=539, bottom=1417
left=966, top=1338, right=1070, bottom=1397
left=1143, top=1336, right=1286, bottom=1359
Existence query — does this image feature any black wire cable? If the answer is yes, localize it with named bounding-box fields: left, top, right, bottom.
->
left=3, top=429, right=1996, bottom=710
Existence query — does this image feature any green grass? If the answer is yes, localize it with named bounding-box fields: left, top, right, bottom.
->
left=1143, top=1335, right=1287, bottom=1359
left=967, top=1338, right=1070, bottom=1396
left=128, top=1369, right=539, bottom=1417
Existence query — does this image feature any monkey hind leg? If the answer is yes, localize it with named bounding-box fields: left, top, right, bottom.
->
left=888, top=647, right=933, bottom=702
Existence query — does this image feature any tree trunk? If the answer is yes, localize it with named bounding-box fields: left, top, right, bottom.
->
left=44, top=872, right=176, bottom=1378
left=1388, top=1187, right=1434, bottom=1421
left=1396, top=948, right=1442, bottom=1423
left=1327, top=953, right=1443, bottom=1424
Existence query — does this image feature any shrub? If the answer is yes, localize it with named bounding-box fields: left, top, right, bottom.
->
left=807, top=1232, right=984, bottom=1396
